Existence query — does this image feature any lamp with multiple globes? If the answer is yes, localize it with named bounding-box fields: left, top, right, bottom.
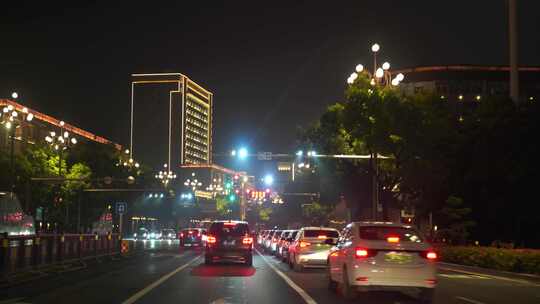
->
left=346, top=42, right=405, bottom=87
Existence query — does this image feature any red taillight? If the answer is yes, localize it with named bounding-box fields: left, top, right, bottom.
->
left=330, top=251, right=339, bottom=257
left=354, top=247, right=376, bottom=258
left=180, top=233, right=184, bottom=238
left=224, top=222, right=237, bottom=226
left=426, top=251, right=437, bottom=260
left=207, top=236, right=216, bottom=244
left=299, top=241, right=311, bottom=248
left=242, top=237, right=253, bottom=245
left=420, top=250, right=437, bottom=260
left=386, top=236, right=400, bottom=243
left=355, top=248, right=369, bottom=258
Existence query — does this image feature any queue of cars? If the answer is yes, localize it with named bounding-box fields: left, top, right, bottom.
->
left=132, top=227, right=207, bottom=243
left=258, top=222, right=437, bottom=303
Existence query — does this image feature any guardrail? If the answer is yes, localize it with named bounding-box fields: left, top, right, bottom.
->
left=0, top=233, right=125, bottom=276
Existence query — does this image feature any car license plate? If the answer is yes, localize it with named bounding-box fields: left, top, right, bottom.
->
left=223, top=240, right=235, bottom=246
left=384, top=252, right=413, bottom=264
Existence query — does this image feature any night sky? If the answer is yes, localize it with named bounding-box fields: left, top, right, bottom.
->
left=2, top=1, right=540, bottom=168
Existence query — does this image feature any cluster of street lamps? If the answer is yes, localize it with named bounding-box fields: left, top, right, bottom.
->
left=347, top=43, right=405, bottom=87
left=119, top=149, right=140, bottom=170
left=44, top=121, right=78, bottom=175
left=155, top=163, right=177, bottom=185
left=1, top=95, right=34, bottom=189
left=183, top=172, right=202, bottom=190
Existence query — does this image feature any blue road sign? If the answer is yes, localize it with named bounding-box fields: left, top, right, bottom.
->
left=116, top=202, right=127, bottom=214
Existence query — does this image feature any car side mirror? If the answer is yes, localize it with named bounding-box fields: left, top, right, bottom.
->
left=325, top=238, right=338, bottom=246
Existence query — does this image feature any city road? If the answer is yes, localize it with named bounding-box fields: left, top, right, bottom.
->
left=1, top=241, right=538, bottom=304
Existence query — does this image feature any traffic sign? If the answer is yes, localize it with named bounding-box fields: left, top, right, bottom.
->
left=257, top=152, right=272, bottom=160
left=116, top=202, right=127, bottom=214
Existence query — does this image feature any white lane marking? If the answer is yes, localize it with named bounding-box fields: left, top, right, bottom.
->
left=121, top=254, right=201, bottom=304
left=456, top=296, right=486, bottom=304
left=255, top=248, right=317, bottom=304
left=439, top=267, right=540, bottom=286
left=0, top=298, right=30, bottom=304
left=438, top=274, right=488, bottom=279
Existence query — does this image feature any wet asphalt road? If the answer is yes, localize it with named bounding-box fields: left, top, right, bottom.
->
left=1, top=240, right=539, bottom=304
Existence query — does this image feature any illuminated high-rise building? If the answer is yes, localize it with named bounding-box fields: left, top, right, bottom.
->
left=130, top=73, right=213, bottom=168
left=182, top=77, right=213, bottom=165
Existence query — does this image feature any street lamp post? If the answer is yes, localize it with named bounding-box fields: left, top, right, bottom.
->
left=44, top=121, right=77, bottom=230
left=346, top=43, right=405, bottom=220
left=45, top=121, right=78, bottom=176
left=155, top=163, right=177, bottom=186
left=1, top=101, right=34, bottom=191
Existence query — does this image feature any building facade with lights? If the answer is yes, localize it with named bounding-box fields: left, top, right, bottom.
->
left=0, top=99, right=121, bottom=155
left=130, top=73, right=213, bottom=168
left=395, top=65, right=540, bottom=102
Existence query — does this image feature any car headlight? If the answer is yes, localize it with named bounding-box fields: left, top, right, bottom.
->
left=134, top=233, right=137, bottom=237
left=143, top=233, right=147, bottom=237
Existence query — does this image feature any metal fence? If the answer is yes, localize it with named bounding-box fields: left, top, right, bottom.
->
left=1, top=233, right=123, bottom=275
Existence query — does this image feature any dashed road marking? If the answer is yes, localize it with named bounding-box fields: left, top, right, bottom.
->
left=456, top=296, right=486, bottom=304
left=255, top=248, right=317, bottom=304
left=121, top=254, right=201, bottom=304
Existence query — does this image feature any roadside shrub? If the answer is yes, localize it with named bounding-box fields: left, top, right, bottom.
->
left=438, top=246, right=540, bottom=275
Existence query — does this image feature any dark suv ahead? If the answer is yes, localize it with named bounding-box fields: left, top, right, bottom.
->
left=205, top=220, right=253, bottom=266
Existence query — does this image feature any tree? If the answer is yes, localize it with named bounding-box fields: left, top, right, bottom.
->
left=436, top=196, right=475, bottom=245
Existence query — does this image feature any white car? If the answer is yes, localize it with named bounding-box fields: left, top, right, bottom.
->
left=327, top=222, right=437, bottom=303
left=288, top=227, right=340, bottom=271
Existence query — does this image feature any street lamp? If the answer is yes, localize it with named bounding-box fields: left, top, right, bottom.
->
left=11, top=92, right=18, bottom=99
left=155, top=163, right=177, bottom=186
left=263, top=174, right=274, bottom=186
left=346, top=42, right=406, bottom=220
left=1, top=103, right=34, bottom=190
left=347, top=43, right=404, bottom=88
left=238, top=147, right=248, bottom=159
left=44, top=126, right=77, bottom=176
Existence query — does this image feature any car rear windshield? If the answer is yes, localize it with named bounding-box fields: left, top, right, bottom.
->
left=303, top=229, right=339, bottom=238
left=359, top=226, right=423, bottom=242
left=209, top=223, right=249, bottom=236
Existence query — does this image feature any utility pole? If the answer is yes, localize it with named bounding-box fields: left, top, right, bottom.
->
left=509, top=0, right=519, bottom=104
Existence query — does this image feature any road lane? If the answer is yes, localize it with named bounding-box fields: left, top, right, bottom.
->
left=1, top=241, right=201, bottom=304
left=256, top=247, right=540, bottom=304
left=3, top=240, right=539, bottom=304
left=133, top=253, right=307, bottom=304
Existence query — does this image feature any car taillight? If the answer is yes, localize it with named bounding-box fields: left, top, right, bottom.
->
left=242, top=237, right=253, bottom=245
left=386, top=236, right=400, bottom=243
left=207, top=236, right=217, bottom=244
left=354, top=247, right=376, bottom=258
left=299, top=241, right=311, bottom=248
left=426, top=251, right=437, bottom=260
left=180, top=233, right=184, bottom=238
left=420, top=250, right=437, bottom=260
